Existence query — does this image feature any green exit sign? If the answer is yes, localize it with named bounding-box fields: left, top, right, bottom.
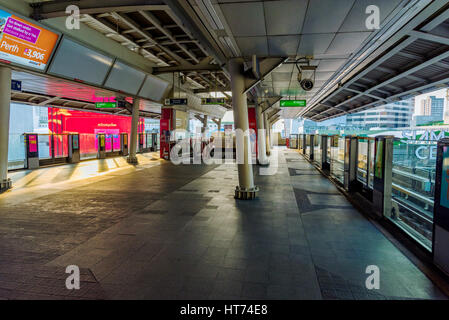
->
left=280, top=100, right=306, bottom=107
left=95, top=102, right=117, bottom=108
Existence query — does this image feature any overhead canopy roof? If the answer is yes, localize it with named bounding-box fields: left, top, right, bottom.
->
left=17, top=0, right=449, bottom=122
left=185, top=0, right=405, bottom=118
left=300, top=1, right=449, bottom=121
left=11, top=70, right=162, bottom=118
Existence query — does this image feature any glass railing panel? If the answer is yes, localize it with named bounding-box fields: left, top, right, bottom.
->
left=8, top=133, right=26, bottom=170
left=389, top=138, right=435, bottom=250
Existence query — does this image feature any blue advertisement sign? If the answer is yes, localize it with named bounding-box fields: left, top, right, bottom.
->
left=440, top=146, right=449, bottom=209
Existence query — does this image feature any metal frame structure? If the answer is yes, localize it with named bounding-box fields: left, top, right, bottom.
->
left=32, top=0, right=230, bottom=93
left=299, top=2, right=449, bottom=122
left=10, top=90, right=160, bottom=119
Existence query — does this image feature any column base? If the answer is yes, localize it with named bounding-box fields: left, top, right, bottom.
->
left=257, top=157, right=270, bottom=166
left=0, top=178, right=12, bottom=193
left=234, top=186, right=259, bottom=200
left=126, top=156, right=138, bottom=164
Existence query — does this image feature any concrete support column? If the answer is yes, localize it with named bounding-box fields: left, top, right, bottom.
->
left=229, top=58, right=258, bottom=200
left=127, top=97, right=140, bottom=164
left=264, top=112, right=271, bottom=156
left=0, top=66, right=11, bottom=193
left=255, top=103, right=268, bottom=165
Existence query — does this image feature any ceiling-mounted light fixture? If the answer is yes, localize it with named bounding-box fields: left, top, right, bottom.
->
left=195, top=0, right=224, bottom=30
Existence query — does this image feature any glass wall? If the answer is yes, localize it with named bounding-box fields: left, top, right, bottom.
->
left=389, top=138, right=436, bottom=250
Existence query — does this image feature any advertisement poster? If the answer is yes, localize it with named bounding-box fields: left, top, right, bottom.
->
left=28, top=134, right=37, bottom=153
left=0, top=9, right=58, bottom=70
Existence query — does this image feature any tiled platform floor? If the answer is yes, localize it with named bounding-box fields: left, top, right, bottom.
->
left=0, top=148, right=446, bottom=299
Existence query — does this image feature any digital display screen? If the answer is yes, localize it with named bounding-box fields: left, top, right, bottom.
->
left=0, top=9, right=59, bottom=70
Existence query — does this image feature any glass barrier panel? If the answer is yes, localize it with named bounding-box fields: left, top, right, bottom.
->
left=8, top=133, right=26, bottom=170
left=368, top=140, right=375, bottom=189
left=306, top=135, right=310, bottom=155
left=389, top=138, right=435, bottom=250
left=330, top=137, right=344, bottom=184
left=326, top=137, right=331, bottom=164
left=79, top=133, right=97, bottom=160
left=314, top=136, right=321, bottom=164
left=357, top=138, right=368, bottom=185
left=53, top=134, right=68, bottom=158
left=105, top=134, right=113, bottom=152
left=38, top=134, right=51, bottom=159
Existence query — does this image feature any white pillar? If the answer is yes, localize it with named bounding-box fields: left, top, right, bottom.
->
left=229, top=58, right=258, bottom=199
left=264, top=112, right=271, bottom=156
left=255, top=103, right=268, bottom=165
left=127, top=97, right=140, bottom=164
left=0, top=66, right=11, bottom=192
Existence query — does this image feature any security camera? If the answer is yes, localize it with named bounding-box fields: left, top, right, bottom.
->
left=300, top=78, right=314, bottom=91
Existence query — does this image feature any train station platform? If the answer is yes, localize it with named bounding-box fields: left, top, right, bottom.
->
left=0, top=147, right=446, bottom=300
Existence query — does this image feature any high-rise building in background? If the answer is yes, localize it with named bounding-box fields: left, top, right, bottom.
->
left=414, top=95, right=445, bottom=125
left=346, top=99, right=414, bottom=128
left=420, top=98, right=431, bottom=115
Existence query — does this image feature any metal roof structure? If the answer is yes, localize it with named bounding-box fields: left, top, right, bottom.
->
left=300, top=0, right=449, bottom=121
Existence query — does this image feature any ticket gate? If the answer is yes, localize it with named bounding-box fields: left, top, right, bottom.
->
left=121, top=133, right=129, bottom=156
left=150, top=133, right=158, bottom=151
left=25, top=133, right=39, bottom=169
left=97, top=134, right=106, bottom=159
left=433, top=138, right=449, bottom=276
left=68, top=134, right=80, bottom=164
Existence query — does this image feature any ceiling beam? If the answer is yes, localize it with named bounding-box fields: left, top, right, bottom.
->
left=31, top=0, right=167, bottom=20
left=244, top=57, right=288, bottom=94
left=153, top=57, right=222, bottom=75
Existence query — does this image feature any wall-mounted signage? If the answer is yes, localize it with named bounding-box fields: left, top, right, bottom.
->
left=11, top=79, right=21, bottom=91
left=280, top=100, right=306, bottom=107
left=164, top=98, right=187, bottom=106
left=0, top=8, right=59, bottom=70
left=201, top=97, right=226, bottom=105
left=95, top=102, right=117, bottom=108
